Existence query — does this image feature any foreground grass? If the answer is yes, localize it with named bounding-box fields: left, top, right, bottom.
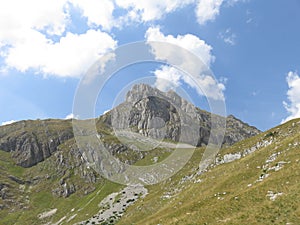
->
left=118, top=119, right=300, bottom=225
left=0, top=177, right=122, bottom=225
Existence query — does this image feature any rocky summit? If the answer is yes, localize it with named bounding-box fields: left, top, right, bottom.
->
left=109, top=83, right=260, bottom=146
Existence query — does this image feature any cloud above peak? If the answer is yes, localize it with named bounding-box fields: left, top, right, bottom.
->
left=283, top=71, right=300, bottom=123
left=145, top=27, right=225, bottom=101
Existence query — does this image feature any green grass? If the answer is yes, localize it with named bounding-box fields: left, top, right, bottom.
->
left=117, top=119, right=300, bottom=225
left=1, top=118, right=300, bottom=225
left=49, top=180, right=122, bottom=224
left=133, top=148, right=173, bottom=166
left=0, top=175, right=122, bottom=225
left=0, top=122, right=124, bottom=225
left=0, top=151, right=25, bottom=177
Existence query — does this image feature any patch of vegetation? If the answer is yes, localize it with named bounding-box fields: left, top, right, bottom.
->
left=264, top=131, right=278, bottom=139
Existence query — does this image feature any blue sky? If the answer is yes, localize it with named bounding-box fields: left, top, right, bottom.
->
left=1, top=0, right=300, bottom=131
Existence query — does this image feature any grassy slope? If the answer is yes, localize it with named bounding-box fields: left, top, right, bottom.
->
left=0, top=117, right=124, bottom=224
left=118, top=119, right=300, bottom=225
left=0, top=119, right=299, bottom=225
left=0, top=180, right=122, bottom=225
left=0, top=117, right=176, bottom=225
left=0, top=142, right=123, bottom=225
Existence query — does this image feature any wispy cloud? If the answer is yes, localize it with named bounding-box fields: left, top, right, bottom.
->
left=225, top=0, right=249, bottom=7
left=219, top=28, right=237, bottom=45
left=246, top=9, right=254, bottom=24
left=251, top=90, right=259, bottom=97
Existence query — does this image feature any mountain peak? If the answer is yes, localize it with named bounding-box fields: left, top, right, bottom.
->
left=114, top=83, right=261, bottom=147
left=125, top=83, right=162, bottom=103
left=125, top=83, right=188, bottom=109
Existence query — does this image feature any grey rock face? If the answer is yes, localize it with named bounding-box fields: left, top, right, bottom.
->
left=223, top=115, right=260, bottom=145
left=110, top=84, right=260, bottom=147
left=128, top=96, right=181, bottom=141
left=0, top=119, right=73, bottom=167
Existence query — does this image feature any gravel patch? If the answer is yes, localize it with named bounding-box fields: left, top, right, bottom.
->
left=76, top=185, right=148, bottom=225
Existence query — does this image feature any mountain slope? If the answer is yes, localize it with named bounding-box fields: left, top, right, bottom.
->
left=0, top=84, right=262, bottom=224
left=0, top=136, right=123, bottom=225
left=117, top=118, right=300, bottom=225
left=0, top=119, right=73, bottom=167
left=1, top=116, right=297, bottom=224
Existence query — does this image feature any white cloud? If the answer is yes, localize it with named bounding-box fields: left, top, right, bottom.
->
left=0, top=0, right=117, bottom=78
left=65, top=113, right=79, bottom=119
left=82, top=52, right=116, bottom=85
left=146, top=27, right=214, bottom=66
left=70, top=0, right=115, bottom=30
left=195, top=0, right=223, bottom=25
left=115, top=0, right=194, bottom=22
left=1, top=120, right=16, bottom=126
left=5, top=29, right=117, bottom=78
left=195, top=0, right=248, bottom=25
left=0, top=0, right=69, bottom=41
left=154, top=66, right=182, bottom=91
left=282, top=71, right=300, bottom=123
left=146, top=27, right=225, bottom=101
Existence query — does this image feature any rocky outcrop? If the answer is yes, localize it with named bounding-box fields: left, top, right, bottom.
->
left=223, top=115, right=260, bottom=146
left=0, top=119, right=73, bottom=167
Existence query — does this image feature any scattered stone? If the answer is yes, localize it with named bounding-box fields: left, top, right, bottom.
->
left=152, top=156, right=158, bottom=163
left=76, top=185, right=148, bottom=225
left=266, top=191, right=283, bottom=201
left=257, top=173, right=269, bottom=182
left=38, top=208, right=57, bottom=219
left=67, top=214, right=77, bottom=222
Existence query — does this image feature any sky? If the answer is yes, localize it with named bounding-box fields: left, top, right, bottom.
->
left=0, top=0, right=300, bottom=131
